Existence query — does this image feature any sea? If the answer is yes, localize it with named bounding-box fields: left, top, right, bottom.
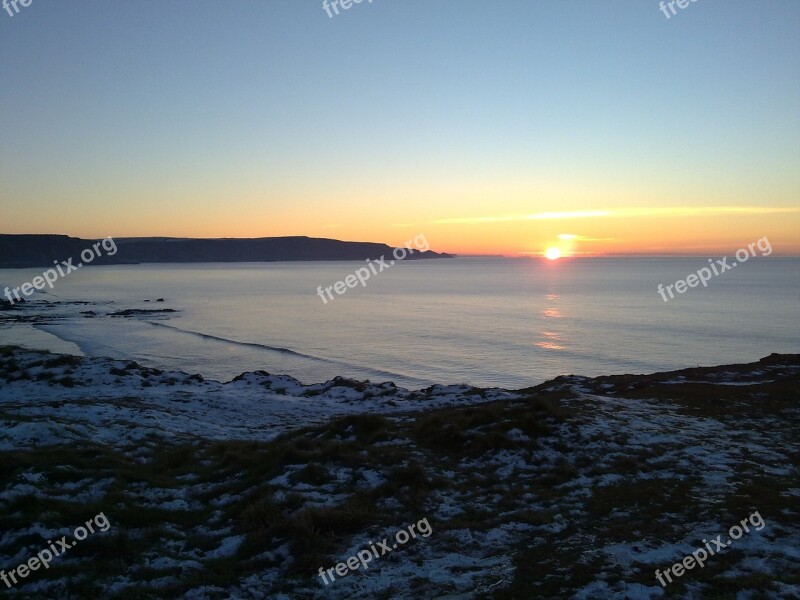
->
left=1, top=257, right=798, bottom=389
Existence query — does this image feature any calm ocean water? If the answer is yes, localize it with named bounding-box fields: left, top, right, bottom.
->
left=1, top=257, right=798, bottom=388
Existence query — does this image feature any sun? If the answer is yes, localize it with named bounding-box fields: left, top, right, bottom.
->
left=544, top=247, right=561, bottom=260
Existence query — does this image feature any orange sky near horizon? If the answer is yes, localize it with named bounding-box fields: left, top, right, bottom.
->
left=4, top=156, right=798, bottom=256
left=3, top=202, right=799, bottom=257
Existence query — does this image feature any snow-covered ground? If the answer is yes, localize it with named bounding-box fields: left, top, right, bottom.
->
left=0, top=348, right=518, bottom=450
left=1, top=347, right=798, bottom=599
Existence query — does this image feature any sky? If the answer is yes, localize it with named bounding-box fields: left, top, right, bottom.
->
left=1, top=0, right=798, bottom=256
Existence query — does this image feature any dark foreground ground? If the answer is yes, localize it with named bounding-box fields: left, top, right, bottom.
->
left=0, top=347, right=798, bottom=599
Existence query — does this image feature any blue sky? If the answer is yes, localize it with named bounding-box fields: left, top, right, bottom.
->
left=1, top=1, right=798, bottom=254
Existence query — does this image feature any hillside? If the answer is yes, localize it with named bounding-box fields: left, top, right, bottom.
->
left=0, top=349, right=798, bottom=598
left=0, top=235, right=452, bottom=268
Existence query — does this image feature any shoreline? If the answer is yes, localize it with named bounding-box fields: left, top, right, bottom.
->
left=0, top=344, right=797, bottom=445
left=2, top=342, right=798, bottom=389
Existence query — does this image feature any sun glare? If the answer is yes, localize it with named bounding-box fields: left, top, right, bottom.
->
left=545, top=247, right=561, bottom=260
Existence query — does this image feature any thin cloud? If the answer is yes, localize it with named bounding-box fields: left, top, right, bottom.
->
left=435, top=211, right=608, bottom=224
left=558, top=234, right=615, bottom=241
left=434, top=206, right=800, bottom=225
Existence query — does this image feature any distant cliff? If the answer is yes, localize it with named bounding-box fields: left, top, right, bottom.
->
left=0, top=235, right=452, bottom=268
